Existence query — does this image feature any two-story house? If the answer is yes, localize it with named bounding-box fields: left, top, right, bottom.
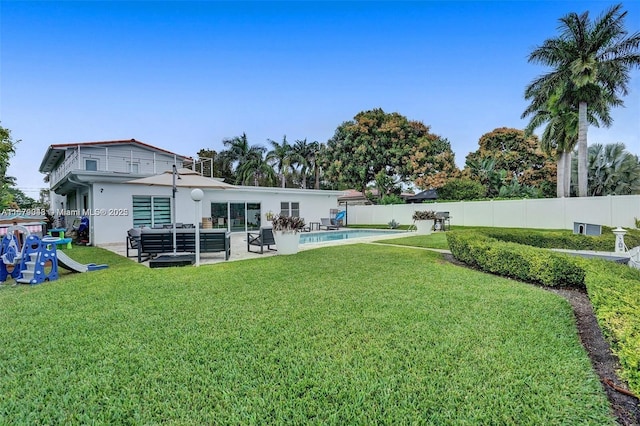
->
left=39, top=139, right=192, bottom=244
left=40, top=139, right=345, bottom=246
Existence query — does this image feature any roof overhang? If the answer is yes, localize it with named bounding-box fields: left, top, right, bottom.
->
left=39, top=147, right=67, bottom=173
left=39, top=139, right=193, bottom=173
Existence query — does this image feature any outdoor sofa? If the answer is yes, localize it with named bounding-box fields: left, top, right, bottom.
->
left=134, top=228, right=231, bottom=263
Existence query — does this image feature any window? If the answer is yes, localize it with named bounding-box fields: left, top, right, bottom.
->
left=132, top=196, right=171, bottom=227
left=127, top=162, right=139, bottom=173
left=280, top=201, right=300, bottom=217
left=85, top=159, right=98, bottom=171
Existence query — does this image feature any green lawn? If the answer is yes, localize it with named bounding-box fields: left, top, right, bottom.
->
left=0, top=244, right=615, bottom=424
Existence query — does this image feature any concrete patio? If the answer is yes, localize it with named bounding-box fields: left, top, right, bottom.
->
left=99, top=230, right=412, bottom=267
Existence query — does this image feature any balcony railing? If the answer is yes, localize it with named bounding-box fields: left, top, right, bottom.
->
left=47, top=150, right=201, bottom=188
left=49, top=150, right=79, bottom=187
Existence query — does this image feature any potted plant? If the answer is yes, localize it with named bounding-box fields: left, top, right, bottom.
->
left=271, top=214, right=306, bottom=255
left=412, top=210, right=436, bottom=235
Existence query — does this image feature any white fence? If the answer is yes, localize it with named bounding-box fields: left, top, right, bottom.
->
left=345, top=195, right=640, bottom=230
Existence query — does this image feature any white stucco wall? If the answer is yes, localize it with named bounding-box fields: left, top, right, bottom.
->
left=347, top=195, right=640, bottom=230
left=89, top=183, right=343, bottom=245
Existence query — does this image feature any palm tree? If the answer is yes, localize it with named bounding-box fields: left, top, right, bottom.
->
left=266, top=136, right=295, bottom=188
left=583, top=142, right=640, bottom=195
left=291, top=139, right=323, bottom=189
left=524, top=4, right=640, bottom=197
left=237, top=149, right=276, bottom=186
left=222, top=133, right=268, bottom=185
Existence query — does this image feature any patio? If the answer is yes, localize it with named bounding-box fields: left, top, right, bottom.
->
left=100, top=230, right=410, bottom=266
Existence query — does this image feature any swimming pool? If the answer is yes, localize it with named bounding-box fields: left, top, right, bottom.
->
left=299, top=229, right=407, bottom=244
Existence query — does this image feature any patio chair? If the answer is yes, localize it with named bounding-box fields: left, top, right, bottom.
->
left=247, top=227, right=276, bottom=254
left=126, top=228, right=142, bottom=258
left=319, top=218, right=339, bottom=230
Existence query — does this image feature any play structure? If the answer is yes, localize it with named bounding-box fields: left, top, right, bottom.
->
left=0, top=225, right=107, bottom=285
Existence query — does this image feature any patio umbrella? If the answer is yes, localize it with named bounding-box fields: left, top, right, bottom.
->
left=125, top=166, right=234, bottom=255
left=124, top=167, right=235, bottom=189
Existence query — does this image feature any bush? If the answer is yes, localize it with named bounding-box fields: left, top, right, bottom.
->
left=447, top=231, right=585, bottom=288
left=482, top=227, right=640, bottom=252
left=437, top=178, right=487, bottom=200
left=579, top=258, right=640, bottom=394
left=379, top=194, right=405, bottom=205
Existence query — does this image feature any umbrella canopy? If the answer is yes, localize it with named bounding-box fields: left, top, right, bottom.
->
left=126, top=167, right=233, bottom=256
left=125, top=168, right=235, bottom=189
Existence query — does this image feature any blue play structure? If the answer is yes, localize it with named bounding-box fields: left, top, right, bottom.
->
left=16, top=235, right=59, bottom=284
left=1, top=225, right=108, bottom=285
left=0, top=225, right=26, bottom=282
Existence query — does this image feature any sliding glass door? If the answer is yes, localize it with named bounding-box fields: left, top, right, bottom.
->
left=210, top=202, right=261, bottom=232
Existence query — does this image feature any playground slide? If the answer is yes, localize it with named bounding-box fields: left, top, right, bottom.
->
left=56, top=250, right=108, bottom=273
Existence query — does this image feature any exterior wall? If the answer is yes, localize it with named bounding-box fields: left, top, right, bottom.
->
left=346, top=195, right=640, bottom=230
left=90, top=183, right=342, bottom=245
left=49, top=145, right=181, bottom=188
left=66, top=146, right=178, bottom=174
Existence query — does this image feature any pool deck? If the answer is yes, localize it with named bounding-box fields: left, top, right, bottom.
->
left=99, top=231, right=632, bottom=268
left=100, top=230, right=412, bottom=267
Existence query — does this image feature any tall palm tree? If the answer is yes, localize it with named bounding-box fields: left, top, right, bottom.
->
left=524, top=4, right=640, bottom=197
left=266, top=136, right=294, bottom=188
left=291, top=138, right=323, bottom=189
left=237, top=149, right=276, bottom=186
left=222, top=133, right=268, bottom=185
left=525, top=89, right=577, bottom=197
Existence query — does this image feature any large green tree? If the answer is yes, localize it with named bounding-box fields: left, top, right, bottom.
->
left=465, top=128, right=556, bottom=198
left=0, top=124, right=19, bottom=210
left=524, top=4, right=640, bottom=197
left=324, top=109, right=452, bottom=194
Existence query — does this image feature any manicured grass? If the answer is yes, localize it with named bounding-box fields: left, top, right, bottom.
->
left=375, top=231, right=450, bottom=250
left=0, top=245, right=614, bottom=424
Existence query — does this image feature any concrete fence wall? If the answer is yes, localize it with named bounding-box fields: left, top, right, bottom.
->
left=345, top=195, right=640, bottom=230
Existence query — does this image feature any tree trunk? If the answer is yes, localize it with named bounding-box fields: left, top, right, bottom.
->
left=578, top=101, right=588, bottom=197
left=314, top=166, right=320, bottom=190
left=557, top=153, right=565, bottom=198
left=281, top=173, right=286, bottom=188
left=564, top=150, right=572, bottom=197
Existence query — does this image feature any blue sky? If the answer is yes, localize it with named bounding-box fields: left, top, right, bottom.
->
left=2, top=1, right=639, bottom=197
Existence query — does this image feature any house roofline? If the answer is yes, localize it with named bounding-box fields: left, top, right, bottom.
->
left=47, top=139, right=191, bottom=160
left=39, top=139, right=193, bottom=173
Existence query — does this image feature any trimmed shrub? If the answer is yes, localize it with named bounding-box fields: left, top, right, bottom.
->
left=578, top=258, right=640, bottom=394
left=482, top=227, right=640, bottom=252
left=447, top=231, right=585, bottom=288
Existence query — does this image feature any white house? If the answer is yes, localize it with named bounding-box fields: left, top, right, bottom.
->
left=40, top=139, right=345, bottom=246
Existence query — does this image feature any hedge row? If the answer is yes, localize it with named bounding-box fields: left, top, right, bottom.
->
left=481, top=227, right=640, bottom=252
left=579, top=258, right=640, bottom=394
left=447, top=231, right=586, bottom=288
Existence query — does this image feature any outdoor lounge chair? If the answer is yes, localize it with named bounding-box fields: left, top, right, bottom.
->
left=319, top=218, right=339, bottom=230
left=126, top=228, right=142, bottom=258
left=247, top=227, right=276, bottom=254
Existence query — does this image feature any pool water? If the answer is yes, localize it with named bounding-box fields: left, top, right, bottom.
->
left=299, top=229, right=406, bottom=244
